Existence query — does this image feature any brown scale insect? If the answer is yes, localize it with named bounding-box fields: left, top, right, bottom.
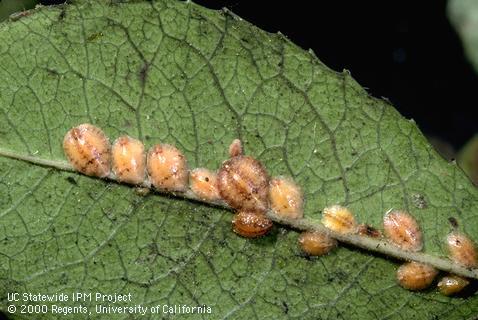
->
left=298, top=230, right=337, bottom=256
left=232, top=210, right=273, bottom=238
left=218, top=139, right=273, bottom=237
left=63, top=123, right=111, bottom=178
left=217, top=153, right=270, bottom=212
left=147, top=144, right=189, bottom=192
left=396, top=261, right=438, bottom=291
left=446, top=232, right=478, bottom=268
left=321, top=205, right=357, bottom=234
left=437, top=274, right=469, bottom=296
left=383, top=210, right=423, bottom=252
left=111, top=135, right=146, bottom=184
left=357, top=224, right=382, bottom=238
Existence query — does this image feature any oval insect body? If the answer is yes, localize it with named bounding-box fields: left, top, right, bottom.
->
left=147, top=144, right=189, bottom=192
left=298, top=230, right=337, bottom=256
left=269, top=177, right=304, bottom=219
left=189, top=168, right=220, bottom=201
left=217, top=155, right=269, bottom=212
left=396, top=261, right=438, bottom=291
left=383, top=210, right=423, bottom=252
left=446, top=232, right=478, bottom=268
left=63, top=123, right=111, bottom=177
left=232, top=210, right=273, bottom=238
left=321, top=205, right=357, bottom=234
left=111, top=135, right=146, bottom=184
left=437, top=274, right=469, bottom=296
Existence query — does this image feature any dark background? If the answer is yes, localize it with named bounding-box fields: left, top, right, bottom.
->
left=12, top=0, right=478, bottom=150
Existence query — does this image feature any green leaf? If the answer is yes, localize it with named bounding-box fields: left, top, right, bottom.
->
left=0, top=1, right=477, bottom=319
left=0, top=0, right=37, bottom=22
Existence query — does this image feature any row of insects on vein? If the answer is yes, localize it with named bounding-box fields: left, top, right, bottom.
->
left=63, top=123, right=477, bottom=296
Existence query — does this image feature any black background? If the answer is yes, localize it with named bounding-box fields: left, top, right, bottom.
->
left=41, top=0, right=478, bottom=149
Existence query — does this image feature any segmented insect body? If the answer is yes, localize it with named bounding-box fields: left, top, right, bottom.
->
left=111, top=135, right=146, bottom=184
left=396, top=261, right=438, bottom=291
left=217, top=155, right=269, bottom=212
left=446, top=232, right=478, bottom=268
left=383, top=210, right=423, bottom=252
left=63, top=123, right=111, bottom=177
left=189, top=168, right=220, bottom=201
left=147, top=144, right=189, bottom=192
left=437, top=275, right=469, bottom=296
left=269, top=177, right=304, bottom=219
left=298, top=231, right=337, bottom=256
left=321, top=205, right=357, bottom=234
left=232, top=210, right=273, bottom=238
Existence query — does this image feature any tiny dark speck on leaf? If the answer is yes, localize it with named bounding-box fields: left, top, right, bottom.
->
left=448, top=217, right=459, bottom=228
left=58, top=8, right=66, bottom=20
left=46, top=68, right=59, bottom=76
left=139, top=63, right=149, bottom=84
left=87, top=32, right=103, bottom=42
left=66, top=177, right=77, bottom=186
left=282, top=301, right=289, bottom=314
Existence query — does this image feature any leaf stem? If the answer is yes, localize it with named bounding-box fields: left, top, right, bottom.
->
left=266, top=212, right=478, bottom=279
left=0, top=148, right=75, bottom=172
left=1, top=147, right=477, bottom=279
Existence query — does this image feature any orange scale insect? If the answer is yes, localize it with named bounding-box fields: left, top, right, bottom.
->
left=321, top=205, right=357, bottom=234
left=232, top=210, right=273, bottom=238
left=111, top=135, right=146, bottom=185
left=396, top=261, right=438, bottom=291
left=189, top=168, right=221, bottom=201
left=147, top=144, right=189, bottom=192
left=437, top=274, right=469, bottom=296
left=383, top=210, right=423, bottom=252
left=446, top=232, right=478, bottom=268
left=298, top=230, right=337, bottom=256
left=269, top=176, right=304, bottom=219
left=63, top=123, right=111, bottom=178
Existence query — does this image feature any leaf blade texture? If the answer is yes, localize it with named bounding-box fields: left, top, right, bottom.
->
left=0, top=1, right=477, bottom=319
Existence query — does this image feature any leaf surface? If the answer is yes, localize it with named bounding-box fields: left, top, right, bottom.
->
left=0, top=1, right=477, bottom=319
